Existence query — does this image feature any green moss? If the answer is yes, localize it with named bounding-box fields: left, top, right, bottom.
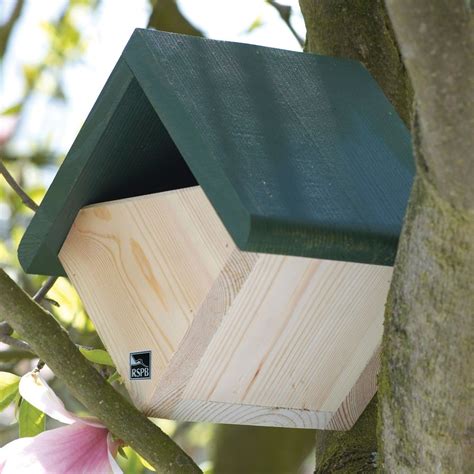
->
left=378, top=172, right=474, bottom=471
left=299, top=0, right=413, bottom=126
left=315, top=397, right=378, bottom=472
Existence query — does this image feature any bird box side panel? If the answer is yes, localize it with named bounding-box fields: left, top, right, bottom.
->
left=59, top=186, right=234, bottom=409
left=182, top=256, right=392, bottom=415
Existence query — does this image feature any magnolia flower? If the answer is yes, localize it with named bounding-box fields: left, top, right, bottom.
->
left=0, top=371, right=122, bottom=474
left=0, top=115, right=17, bottom=146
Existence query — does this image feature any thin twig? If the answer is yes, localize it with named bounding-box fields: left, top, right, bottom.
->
left=0, top=161, right=39, bottom=212
left=0, top=349, right=36, bottom=362
left=0, top=333, right=33, bottom=352
left=0, top=321, right=13, bottom=336
left=33, top=276, right=58, bottom=369
left=267, top=0, right=304, bottom=47
left=43, top=297, right=60, bottom=307
left=33, top=276, right=57, bottom=303
left=0, top=320, right=33, bottom=351
left=0, top=0, right=25, bottom=58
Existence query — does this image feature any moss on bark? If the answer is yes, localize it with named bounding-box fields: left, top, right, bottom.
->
left=148, top=0, right=202, bottom=37
left=379, top=3, right=474, bottom=471
left=378, top=158, right=474, bottom=472
left=315, top=397, right=378, bottom=473
left=299, top=0, right=413, bottom=127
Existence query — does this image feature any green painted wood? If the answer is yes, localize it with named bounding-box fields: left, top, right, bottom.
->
left=19, top=29, right=414, bottom=276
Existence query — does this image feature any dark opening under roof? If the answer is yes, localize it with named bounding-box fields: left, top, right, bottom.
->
left=19, top=29, right=414, bottom=277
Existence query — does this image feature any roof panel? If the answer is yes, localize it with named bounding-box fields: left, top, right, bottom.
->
left=19, top=29, right=414, bottom=276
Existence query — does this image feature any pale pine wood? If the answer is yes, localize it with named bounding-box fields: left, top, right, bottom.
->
left=59, top=187, right=234, bottom=408
left=326, top=348, right=381, bottom=430
left=59, top=186, right=393, bottom=429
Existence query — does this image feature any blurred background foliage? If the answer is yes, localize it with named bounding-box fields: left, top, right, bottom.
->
left=0, top=1, right=314, bottom=472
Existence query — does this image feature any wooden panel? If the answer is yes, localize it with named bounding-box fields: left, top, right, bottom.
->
left=129, top=29, right=413, bottom=265
left=155, top=399, right=333, bottom=429
left=59, top=187, right=234, bottom=409
left=20, top=29, right=413, bottom=277
left=19, top=56, right=196, bottom=277
left=327, top=348, right=381, bottom=430
left=182, top=256, right=391, bottom=413
left=60, top=186, right=392, bottom=429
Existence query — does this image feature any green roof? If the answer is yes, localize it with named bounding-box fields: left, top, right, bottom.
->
left=19, top=29, right=414, bottom=276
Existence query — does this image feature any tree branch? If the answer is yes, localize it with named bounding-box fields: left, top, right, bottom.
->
left=32, top=276, right=57, bottom=303
left=0, top=269, right=201, bottom=473
left=267, top=1, right=304, bottom=47
left=0, top=333, right=32, bottom=352
left=0, top=275, right=58, bottom=355
left=147, top=0, right=203, bottom=37
left=0, top=0, right=25, bottom=58
left=0, top=349, right=36, bottom=362
left=0, top=161, right=39, bottom=212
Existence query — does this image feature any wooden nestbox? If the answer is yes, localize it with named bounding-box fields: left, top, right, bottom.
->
left=19, top=30, right=414, bottom=430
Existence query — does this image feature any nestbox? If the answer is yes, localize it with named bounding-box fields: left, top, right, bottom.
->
left=19, top=29, right=414, bottom=430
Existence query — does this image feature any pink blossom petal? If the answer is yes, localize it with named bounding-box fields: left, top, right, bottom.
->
left=0, top=437, right=32, bottom=470
left=0, top=423, right=122, bottom=474
left=19, top=372, right=79, bottom=425
left=19, top=372, right=103, bottom=427
left=0, top=115, right=17, bottom=146
left=107, top=433, right=123, bottom=474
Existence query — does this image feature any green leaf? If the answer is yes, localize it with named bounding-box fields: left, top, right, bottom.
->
left=79, top=348, right=115, bottom=367
left=0, top=102, right=22, bottom=116
left=107, top=371, right=123, bottom=384
left=245, top=16, right=263, bottom=33
left=0, top=372, right=20, bottom=412
left=19, top=399, right=46, bottom=437
left=117, top=446, right=128, bottom=459
left=136, top=452, right=156, bottom=472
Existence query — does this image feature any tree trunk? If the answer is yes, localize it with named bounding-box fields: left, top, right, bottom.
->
left=314, top=398, right=378, bottom=473
left=379, top=2, right=474, bottom=471
left=301, top=0, right=473, bottom=471
left=379, top=167, right=474, bottom=472
left=148, top=0, right=202, bottom=36
left=212, top=425, right=315, bottom=474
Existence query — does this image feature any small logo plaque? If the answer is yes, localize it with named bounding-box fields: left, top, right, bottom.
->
left=130, top=351, right=151, bottom=380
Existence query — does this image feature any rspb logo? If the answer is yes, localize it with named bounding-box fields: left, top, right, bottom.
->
left=130, top=351, right=151, bottom=380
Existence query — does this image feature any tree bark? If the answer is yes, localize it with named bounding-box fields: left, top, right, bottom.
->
left=147, top=0, right=203, bottom=36
left=314, top=397, right=378, bottom=473
left=379, top=2, right=474, bottom=471
left=299, top=0, right=412, bottom=126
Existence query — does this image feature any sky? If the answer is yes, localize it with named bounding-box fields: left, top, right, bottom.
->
left=1, top=0, right=306, bottom=162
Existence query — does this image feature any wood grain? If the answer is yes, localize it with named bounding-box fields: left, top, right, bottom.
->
left=60, top=187, right=234, bottom=408
left=60, top=186, right=392, bottom=429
